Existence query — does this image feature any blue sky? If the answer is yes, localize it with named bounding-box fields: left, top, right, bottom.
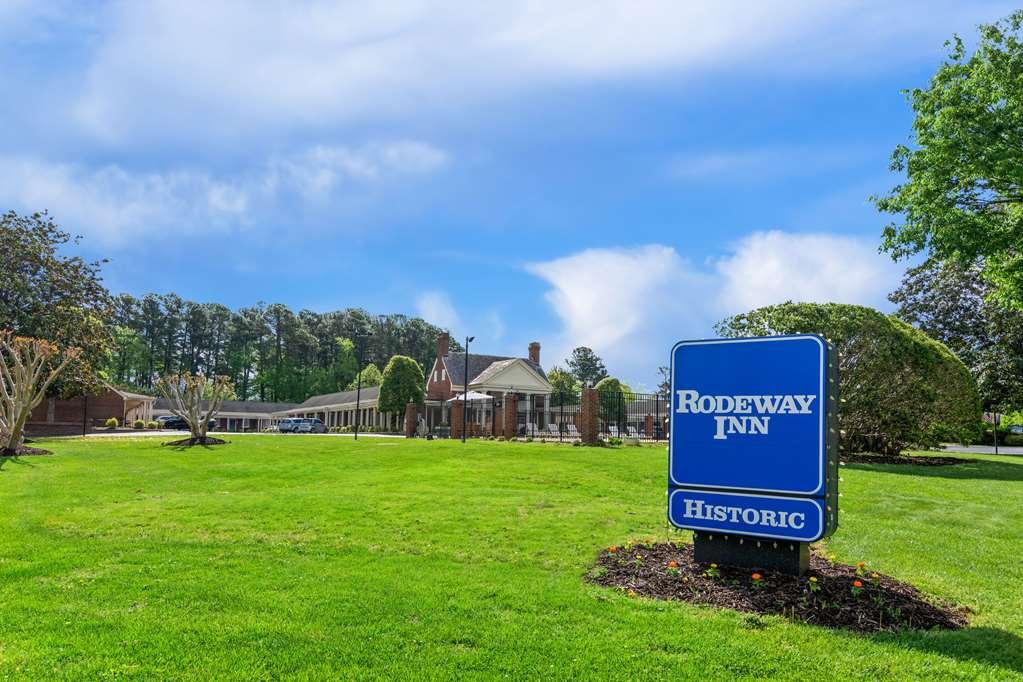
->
left=0, top=1, right=1014, bottom=388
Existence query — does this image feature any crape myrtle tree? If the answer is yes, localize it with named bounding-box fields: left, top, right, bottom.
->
left=890, top=259, right=1023, bottom=411
left=0, top=332, right=81, bottom=455
left=566, top=346, right=608, bottom=388
left=715, top=302, right=981, bottom=455
left=874, top=11, right=1023, bottom=309
left=378, top=355, right=425, bottom=414
left=155, top=373, right=234, bottom=445
left=0, top=211, right=112, bottom=395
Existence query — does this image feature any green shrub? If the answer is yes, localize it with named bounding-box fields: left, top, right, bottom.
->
left=607, top=437, right=622, bottom=446
left=146, top=421, right=159, bottom=430
left=104, top=417, right=119, bottom=429
left=716, top=302, right=981, bottom=455
left=133, top=419, right=145, bottom=430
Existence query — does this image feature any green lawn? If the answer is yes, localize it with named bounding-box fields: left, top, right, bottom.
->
left=1, top=436, right=1020, bottom=680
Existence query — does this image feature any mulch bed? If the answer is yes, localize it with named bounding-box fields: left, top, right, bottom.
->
left=0, top=445, right=52, bottom=457
left=587, top=543, right=968, bottom=633
left=841, top=452, right=974, bottom=466
left=162, top=436, right=228, bottom=447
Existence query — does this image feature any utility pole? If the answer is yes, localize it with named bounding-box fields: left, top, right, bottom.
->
left=462, top=336, right=474, bottom=443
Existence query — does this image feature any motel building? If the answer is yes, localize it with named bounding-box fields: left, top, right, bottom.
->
left=153, top=399, right=298, bottom=432
left=420, top=333, right=553, bottom=436
left=268, top=333, right=555, bottom=436
left=270, top=385, right=401, bottom=431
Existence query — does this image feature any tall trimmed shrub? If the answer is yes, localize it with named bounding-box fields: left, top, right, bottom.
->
left=378, top=355, right=425, bottom=414
left=715, top=302, right=980, bottom=455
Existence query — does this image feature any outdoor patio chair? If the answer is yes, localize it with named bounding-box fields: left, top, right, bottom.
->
left=609, top=425, right=620, bottom=438
left=546, top=423, right=560, bottom=438
left=627, top=426, right=640, bottom=438
left=565, top=424, right=581, bottom=438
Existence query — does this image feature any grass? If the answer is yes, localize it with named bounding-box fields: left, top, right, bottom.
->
left=0, top=436, right=1020, bottom=680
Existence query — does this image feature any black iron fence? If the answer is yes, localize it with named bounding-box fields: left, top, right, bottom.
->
left=598, top=391, right=669, bottom=440
left=517, top=390, right=583, bottom=440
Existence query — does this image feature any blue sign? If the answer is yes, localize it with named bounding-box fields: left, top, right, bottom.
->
left=669, top=490, right=823, bottom=543
left=668, top=335, right=838, bottom=542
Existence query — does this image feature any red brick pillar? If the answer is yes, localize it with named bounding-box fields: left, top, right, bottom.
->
left=503, top=393, right=519, bottom=439
left=404, top=403, right=417, bottom=438
left=450, top=399, right=464, bottom=440
left=580, top=388, right=599, bottom=444
left=644, top=414, right=654, bottom=439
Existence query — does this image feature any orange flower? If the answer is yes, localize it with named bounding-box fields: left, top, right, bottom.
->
left=856, top=562, right=866, bottom=569
left=853, top=580, right=863, bottom=588
left=608, top=546, right=618, bottom=553
left=667, top=560, right=678, bottom=569
left=751, top=573, right=762, bottom=581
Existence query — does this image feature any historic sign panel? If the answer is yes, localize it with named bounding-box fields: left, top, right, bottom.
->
left=668, top=335, right=838, bottom=542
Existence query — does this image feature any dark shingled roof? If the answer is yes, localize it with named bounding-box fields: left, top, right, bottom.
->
left=154, top=398, right=298, bottom=414
left=444, top=353, right=546, bottom=387
left=295, top=385, right=380, bottom=409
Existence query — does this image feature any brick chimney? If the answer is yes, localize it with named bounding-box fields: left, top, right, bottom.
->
left=437, top=332, right=450, bottom=358
left=528, top=341, right=540, bottom=365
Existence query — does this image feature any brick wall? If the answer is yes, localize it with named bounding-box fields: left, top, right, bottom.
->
left=25, top=389, right=127, bottom=436
left=579, top=388, right=599, bottom=444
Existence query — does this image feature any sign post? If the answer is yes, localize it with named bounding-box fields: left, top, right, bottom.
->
left=667, top=335, right=839, bottom=575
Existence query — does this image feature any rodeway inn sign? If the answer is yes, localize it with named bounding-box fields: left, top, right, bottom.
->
left=668, top=335, right=839, bottom=544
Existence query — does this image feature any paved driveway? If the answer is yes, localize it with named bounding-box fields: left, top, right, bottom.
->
left=940, top=443, right=1023, bottom=456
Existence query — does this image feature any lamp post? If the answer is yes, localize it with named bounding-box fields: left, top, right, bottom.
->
left=354, top=344, right=364, bottom=442
left=462, top=335, right=474, bottom=443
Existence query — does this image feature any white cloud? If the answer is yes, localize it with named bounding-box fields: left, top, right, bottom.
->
left=525, top=245, right=714, bottom=379
left=0, top=156, right=248, bottom=244
left=416, top=290, right=462, bottom=332
left=0, top=140, right=446, bottom=243
left=666, top=144, right=876, bottom=182
left=715, top=230, right=901, bottom=312
left=526, top=233, right=900, bottom=384
left=267, top=142, right=448, bottom=199
left=65, top=1, right=1007, bottom=142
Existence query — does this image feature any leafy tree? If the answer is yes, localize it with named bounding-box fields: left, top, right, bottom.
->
left=0, top=211, right=112, bottom=394
left=347, top=363, right=382, bottom=390
left=594, top=376, right=635, bottom=428
left=566, top=346, right=608, bottom=387
left=657, top=365, right=670, bottom=397
left=874, top=11, right=1023, bottom=308
left=716, top=302, right=981, bottom=455
left=378, top=355, right=425, bottom=413
left=890, top=259, right=1023, bottom=411
left=547, top=366, right=580, bottom=405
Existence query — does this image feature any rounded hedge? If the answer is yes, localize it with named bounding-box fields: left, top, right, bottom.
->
left=715, top=302, right=981, bottom=454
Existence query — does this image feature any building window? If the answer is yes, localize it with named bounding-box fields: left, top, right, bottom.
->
left=441, top=369, right=447, bottom=381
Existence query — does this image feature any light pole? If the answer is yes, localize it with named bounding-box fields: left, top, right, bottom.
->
left=462, top=336, right=474, bottom=443
left=354, top=344, right=364, bottom=442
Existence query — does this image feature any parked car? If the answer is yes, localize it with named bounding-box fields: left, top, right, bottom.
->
left=278, top=418, right=303, bottom=433
left=1009, top=424, right=1023, bottom=435
left=159, top=415, right=217, bottom=431
left=296, top=418, right=327, bottom=434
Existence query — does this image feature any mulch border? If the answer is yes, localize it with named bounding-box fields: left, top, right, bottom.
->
left=587, top=542, right=968, bottom=633
left=841, top=453, right=976, bottom=466
left=161, top=436, right=228, bottom=447
left=0, top=445, right=52, bottom=457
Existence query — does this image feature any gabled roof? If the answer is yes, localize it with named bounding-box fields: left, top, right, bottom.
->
left=444, top=353, right=546, bottom=387
left=107, top=384, right=156, bottom=403
left=295, top=385, right=380, bottom=409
